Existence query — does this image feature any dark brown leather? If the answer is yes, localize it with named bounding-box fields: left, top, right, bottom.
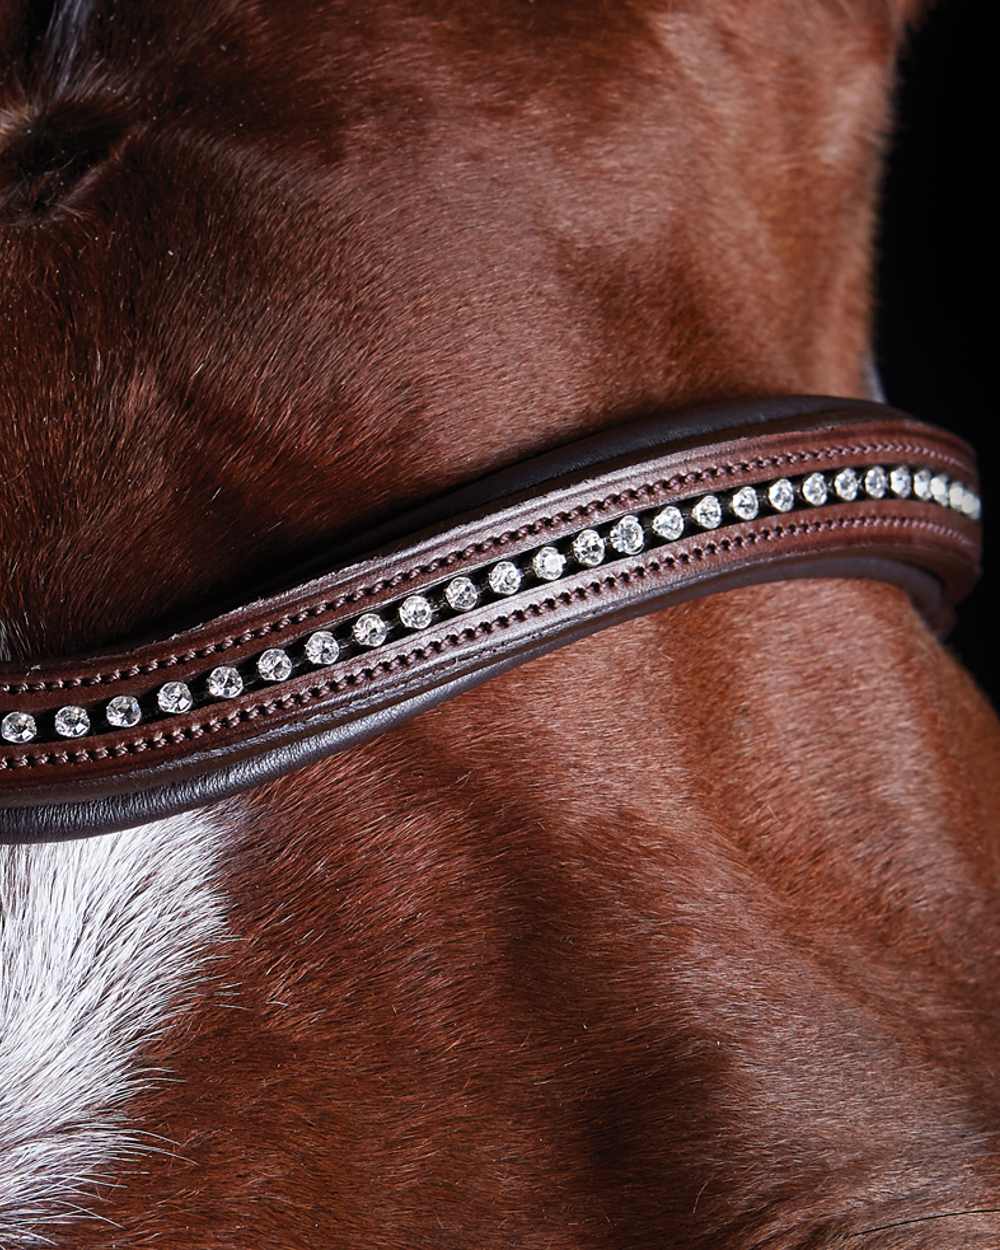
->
left=0, top=397, right=982, bottom=843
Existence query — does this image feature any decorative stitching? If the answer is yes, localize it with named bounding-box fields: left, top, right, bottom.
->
left=0, top=509, right=974, bottom=769
left=0, top=435, right=974, bottom=694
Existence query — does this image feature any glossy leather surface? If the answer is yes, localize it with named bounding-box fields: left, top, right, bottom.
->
left=0, top=396, right=981, bottom=843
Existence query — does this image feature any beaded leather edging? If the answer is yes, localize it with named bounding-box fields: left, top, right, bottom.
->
left=0, top=400, right=983, bottom=841
left=1, top=450, right=979, bottom=753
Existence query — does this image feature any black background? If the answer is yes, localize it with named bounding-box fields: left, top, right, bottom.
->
left=877, top=0, right=994, bottom=703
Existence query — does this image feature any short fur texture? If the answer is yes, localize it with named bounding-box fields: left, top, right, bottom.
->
left=0, top=813, right=228, bottom=1246
left=2, top=2, right=999, bottom=1248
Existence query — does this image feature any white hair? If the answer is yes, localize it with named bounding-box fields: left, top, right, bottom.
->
left=0, top=813, right=230, bottom=1247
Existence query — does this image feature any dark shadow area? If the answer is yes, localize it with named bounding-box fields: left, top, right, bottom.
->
left=0, top=101, right=128, bottom=225
left=877, top=0, right=994, bottom=703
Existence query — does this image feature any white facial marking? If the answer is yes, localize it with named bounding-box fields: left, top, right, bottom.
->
left=0, top=813, right=229, bottom=1246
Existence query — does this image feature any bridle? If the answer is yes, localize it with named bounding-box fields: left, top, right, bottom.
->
left=0, top=395, right=982, bottom=844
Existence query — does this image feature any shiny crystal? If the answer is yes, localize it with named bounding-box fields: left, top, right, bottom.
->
left=399, top=594, right=433, bottom=630
left=948, top=480, right=967, bottom=512
left=257, top=648, right=293, bottom=680
left=767, top=479, right=795, bottom=513
left=889, top=465, right=912, bottom=498
left=801, top=473, right=827, bottom=507
left=833, top=468, right=860, bottom=501
left=532, top=546, right=565, bottom=581
left=488, top=561, right=522, bottom=596
left=157, top=681, right=193, bottom=714
left=864, top=466, right=888, bottom=499
left=913, top=468, right=933, bottom=500
left=304, top=630, right=340, bottom=665
left=572, top=529, right=606, bottom=566
left=691, top=495, right=723, bottom=529
left=444, top=577, right=479, bottom=611
left=730, top=486, right=759, bottom=521
left=930, top=473, right=949, bottom=505
left=652, top=506, right=684, bottom=541
left=106, top=695, right=142, bottom=728
left=54, top=705, right=90, bottom=738
left=207, top=666, right=243, bottom=698
left=1, top=711, right=36, bottom=743
left=966, top=492, right=982, bottom=521
left=352, top=613, right=389, bottom=647
left=609, top=515, right=645, bottom=555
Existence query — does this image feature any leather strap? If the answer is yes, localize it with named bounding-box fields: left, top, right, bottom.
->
left=0, top=396, right=982, bottom=843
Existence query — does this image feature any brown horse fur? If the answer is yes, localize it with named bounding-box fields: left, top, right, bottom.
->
left=2, top=1, right=999, bottom=1247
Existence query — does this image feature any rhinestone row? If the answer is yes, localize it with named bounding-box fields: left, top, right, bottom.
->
left=0, top=461, right=981, bottom=746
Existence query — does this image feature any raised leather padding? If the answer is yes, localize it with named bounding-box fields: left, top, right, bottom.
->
left=0, top=397, right=981, bottom=843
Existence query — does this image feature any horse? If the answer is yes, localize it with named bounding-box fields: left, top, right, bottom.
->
left=1, top=1, right=998, bottom=1246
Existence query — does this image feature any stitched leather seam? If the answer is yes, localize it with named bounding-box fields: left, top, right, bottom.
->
left=0, top=510, right=972, bottom=769
left=0, top=436, right=972, bottom=694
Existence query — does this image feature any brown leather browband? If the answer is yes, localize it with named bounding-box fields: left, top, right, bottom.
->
left=0, top=396, right=982, bottom=843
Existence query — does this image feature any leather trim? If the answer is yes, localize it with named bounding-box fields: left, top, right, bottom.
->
left=0, top=396, right=982, bottom=843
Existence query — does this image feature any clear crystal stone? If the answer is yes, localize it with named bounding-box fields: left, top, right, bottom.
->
left=801, top=473, right=828, bottom=507
left=1, top=711, right=36, bottom=743
left=651, top=506, right=684, bottom=541
left=948, top=480, right=967, bottom=512
left=54, top=705, right=90, bottom=738
left=609, top=515, right=645, bottom=555
left=572, top=529, right=606, bottom=566
left=730, top=486, right=759, bottom=521
left=257, top=648, right=293, bottom=681
left=913, top=468, right=933, bottom=500
left=399, top=594, right=433, bottom=630
left=207, top=665, right=243, bottom=698
left=531, top=546, right=565, bottom=581
left=767, top=479, right=795, bottom=513
left=444, top=576, right=479, bottom=611
left=833, top=467, right=860, bottom=501
left=965, top=492, right=982, bottom=521
left=352, top=613, right=389, bottom=647
left=488, top=561, right=522, bottom=596
left=930, top=473, right=949, bottom=505
left=106, top=695, right=142, bottom=728
left=304, top=630, right=340, bottom=665
left=691, top=495, right=723, bottom=529
left=864, top=466, right=888, bottom=499
left=889, top=465, right=912, bottom=498
left=157, top=681, right=193, bottom=714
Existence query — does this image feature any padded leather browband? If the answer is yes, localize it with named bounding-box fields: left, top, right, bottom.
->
left=0, top=396, right=982, bottom=843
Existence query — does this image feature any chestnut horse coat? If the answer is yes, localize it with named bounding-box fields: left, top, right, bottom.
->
left=2, top=1, right=999, bottom=1248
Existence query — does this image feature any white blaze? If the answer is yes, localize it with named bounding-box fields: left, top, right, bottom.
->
left=0, top=813, right=229, bottom=1245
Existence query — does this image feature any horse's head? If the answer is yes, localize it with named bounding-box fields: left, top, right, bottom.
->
left=9, top=7, right=996, bottom=1250
left=1, top=0, right=919, bottom=659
